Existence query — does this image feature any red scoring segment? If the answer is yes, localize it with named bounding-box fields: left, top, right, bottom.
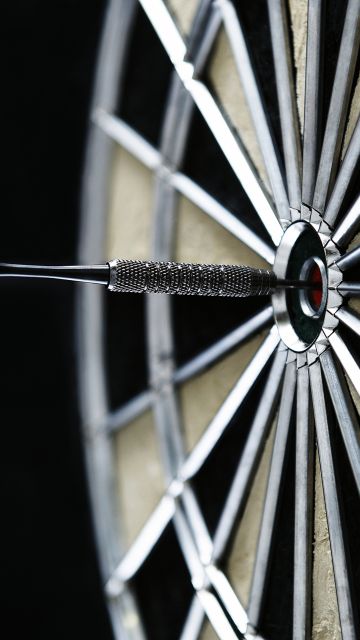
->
left=308, top=263, right=323, bottom=311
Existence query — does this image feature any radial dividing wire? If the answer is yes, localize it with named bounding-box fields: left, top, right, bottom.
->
left=0, top=259, right=320, bottom=297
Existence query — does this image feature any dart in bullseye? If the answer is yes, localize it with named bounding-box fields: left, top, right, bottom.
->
left=0, top=259, right=323, bottom=297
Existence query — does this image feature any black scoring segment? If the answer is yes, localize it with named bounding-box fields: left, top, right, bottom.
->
left=105, top=292, right=147, bottom=410
left=131, top=522, right=193, bottom=640
left=322, top=0, right=350, bottom=143
left=257, top=400, right=296, bottom=640
left=339, top=325, right=360, bottom=371
left=328, top=383, right=360, bottom=636
left=181, top=106, right=273, bottom=243
left=116, top=6, right=173, bottom=147
left=173, top=294, right=270, bottom=366
left=232, top=0, right=285, bottom=164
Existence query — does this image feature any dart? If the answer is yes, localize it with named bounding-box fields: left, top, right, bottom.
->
left=0, top=259, right=322, bottom=297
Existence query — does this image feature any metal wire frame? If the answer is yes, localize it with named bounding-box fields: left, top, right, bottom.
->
left=77, top=0, right=360, bottom=638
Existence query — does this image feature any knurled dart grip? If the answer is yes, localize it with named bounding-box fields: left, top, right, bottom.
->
left=108, top=259, right=276, bottom=297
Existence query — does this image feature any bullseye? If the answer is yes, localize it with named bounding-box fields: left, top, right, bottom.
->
left=308, top=262, right=323, bottom=311
left=272, top=221, right=328, bottom=351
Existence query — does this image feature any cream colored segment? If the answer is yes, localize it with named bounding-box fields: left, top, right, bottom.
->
left=199, top=620, right=219, bottom=640
left=166, top=0, right=198, bottom=35
left=342, top=73, right=360, bottom=159
left=347, top=230, right=360, bottom=253
left=175, top=195, right=268, bottom=269
left=106, top=146, right=153, bottom=260
left=288, top=0, right=307, bottom=134
left=114, top=410, right=165, bottom=547
left=227, top=420, right=276, bottom=608
left=344, top=372, right=360, bottom=416
left=209, top=28, right=270, bottom=191
left=312, top=452, right=341, bottom=640
left=349, top=295, right=360, bottom=316
left=179, top=332, right=267, bottom=452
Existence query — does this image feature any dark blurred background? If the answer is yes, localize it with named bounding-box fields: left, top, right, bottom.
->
left=1, top=2, right=113, bottom=637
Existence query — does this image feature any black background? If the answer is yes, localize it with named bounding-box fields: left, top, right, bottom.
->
left=1, top=2, right=113, bottom=637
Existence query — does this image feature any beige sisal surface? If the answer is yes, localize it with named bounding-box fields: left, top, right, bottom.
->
left=227, top=420, right=276, bottom=608
left=106, top=145, right=153, bottom=261
left=175, top=195, right=268, bottom=269
left=209, top=28, right=270, bottom=192
left=179, top=331, right=267, bottom=453
left=166, top=0, right=198, bottom=36
left=289, top=0, right=308, bottom=133
left=347, top=231, right=360, bottom=253
left=114, top=411, right=165, bottom=547
left=344, top=373, right=360, bottom=417
left=348, top=297, right=360, bottom=315
left=342, top=73, right=360, bottom=158
left=312, top=453, right=341, bottom=640
left=199, top=620, right=219, bottom=640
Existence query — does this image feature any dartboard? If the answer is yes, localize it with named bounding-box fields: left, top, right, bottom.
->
left=77, top=1, right=360, bottom=638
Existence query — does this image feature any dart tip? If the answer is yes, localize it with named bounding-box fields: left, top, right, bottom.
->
left=276, top=279, right=322, bottom=290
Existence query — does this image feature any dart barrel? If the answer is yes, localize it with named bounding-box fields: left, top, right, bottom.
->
left=108, top=259, right=276, bottom=298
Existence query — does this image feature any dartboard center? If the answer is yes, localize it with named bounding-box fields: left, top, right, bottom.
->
left=272, top=221, right=328, bottom=352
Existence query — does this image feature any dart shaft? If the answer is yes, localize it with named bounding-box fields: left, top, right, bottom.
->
left=0, top=262, right=109, bottom=285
